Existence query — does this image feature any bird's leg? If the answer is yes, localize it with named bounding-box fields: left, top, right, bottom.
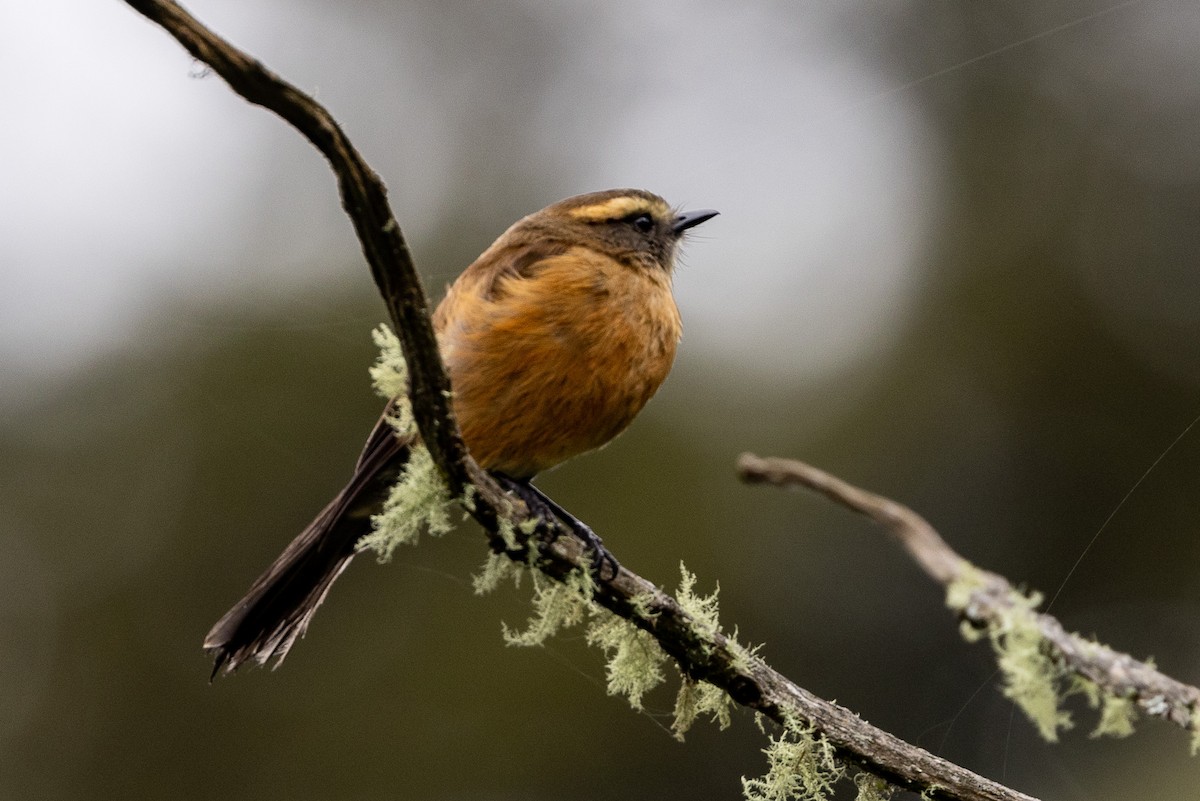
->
left=490, top=474, right=620, bottom=581
left=522, top=482, right=621, bottom=581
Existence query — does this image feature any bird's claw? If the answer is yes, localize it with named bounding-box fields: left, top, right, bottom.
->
left=492, top=474, right=619, bottom=581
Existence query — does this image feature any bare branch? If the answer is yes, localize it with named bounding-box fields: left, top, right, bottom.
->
left=738, top=453, right=1200, bottom=735
left=122, top=0, right=472, bottom=491
left=124, top=2, right=1049, bottom=798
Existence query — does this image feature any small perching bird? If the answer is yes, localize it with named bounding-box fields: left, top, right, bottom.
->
left=205, top=188, right=718, bottom=675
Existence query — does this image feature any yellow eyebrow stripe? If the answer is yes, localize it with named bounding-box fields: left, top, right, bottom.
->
left=567, top=195, right=669, bottom=222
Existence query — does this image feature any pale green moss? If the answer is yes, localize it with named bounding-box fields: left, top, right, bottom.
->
left=496, top=557, right=748, bottom=736
left=957, top=618, right=986, bottom=644
left=671, top=679, right=702, bottom=740
left=357, top=445, right=454, bottom=560
left=675, top=563, right=762, bottom=678
left=368, top=324, right=407, bottom=395
left=946, top=569, right=1071, bottom=741
left=498, top=561, right=671, bottom=713
left=1068, top=673, right=1098, bottom=701
left=728, top=628, right=765, bottom=674
left=666, top=564, right=738, bottom=737
left=1191, top=707, right=1200, bottom=756
left=360, top=323, right=454, bottom=560
left=947, top=569, right=1187, bottom=746
left=672, top=677, right=733, bottom=741
left=585, top=612, right=668, bottom=711
left=628, top=591, right=660, bottom=621
left=943, top=564, right=985, bottom=611
left=742, top=725, right=845, bottom=801
left=852, top=772, right=893, bottom=801
left=461, top=482, right=477, bottom=513
left=989, top=591, right=1072, bottom=741
left=472, top=551, right=524, bottom=595
left=677, top=562, right=721, bottom=639
left=488, top=501, right=542, bottom=554
left=1093, top=693, right=1137, bottom=739
left=495, top=515, right=519, bottom=552
left=498, top=561, right=741, bottom=725
left=501, top=571, right=593, bottom=647
left=1070, top=676, right=1136, bottom=739
left=369, top=325, right=415, bottom=434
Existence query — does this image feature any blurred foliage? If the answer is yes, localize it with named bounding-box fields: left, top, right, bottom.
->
left=5, top=1, right=1200, bottom=799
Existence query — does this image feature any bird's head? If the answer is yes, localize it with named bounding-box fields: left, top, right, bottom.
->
left=522, top=188, right=718, bottom=272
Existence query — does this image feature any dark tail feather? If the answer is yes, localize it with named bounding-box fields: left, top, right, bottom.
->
left=204, top=493, right=364, bottom=676
left=206, top=415, right=409, bottom=676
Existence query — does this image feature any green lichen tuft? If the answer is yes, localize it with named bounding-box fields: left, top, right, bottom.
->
left=628, top=591, right=660, bottom=621
left=728, top=627, right=766, bottom=674
left=672, top=677, right=733, bottom=741
left=742, top=725, right=845, bottom=801
left=357, top=445, right=454, bottom=561
left=461, top=482, right=477, bottom=513
left=495, top=516, right=520, bottom=552
left=677, top=562, right=722, bottom=639
left=957, top=618, right=986, bottom=644
left=489, top=497, right=542, bottom=554
left=989, top=590, right=1072, bottom=741
left=360, top=322, right=450, bottom=561
left=852, top=772, right=894, bottom=801
left=472, top=551, right=524, bottom=595
left=1093, top=692, right=1137, bottom=739
left=585, top=612, right=668, bottom=711
left=946, top=569, right=1071, bottom=741
left=943, top=565, right=980, bottom=610
left=1191, top=707, right=1200, bottom=756
left=675, top=563, right=762, bottom=679
left=1070, top=676, right=1137, bottom=739
left=369, top=325, right=416, bottom=434
left=947, top=569, right=1180, bottom=745
left=501, top=570, right=593, bottom=647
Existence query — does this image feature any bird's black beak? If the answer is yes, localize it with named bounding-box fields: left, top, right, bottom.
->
left=672, top=209, right=719, bottom=234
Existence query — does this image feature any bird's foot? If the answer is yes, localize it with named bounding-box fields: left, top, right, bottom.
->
left=491, top=474, right=620, bottom=582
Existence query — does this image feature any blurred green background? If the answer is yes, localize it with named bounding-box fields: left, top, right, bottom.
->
left=4, top=1, right=1200, bottom=798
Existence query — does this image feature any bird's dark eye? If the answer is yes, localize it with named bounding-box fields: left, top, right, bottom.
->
left=624, top=213, right=655, bottom=233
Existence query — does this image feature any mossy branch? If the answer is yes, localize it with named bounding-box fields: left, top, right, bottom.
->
left=125, top=2, right=1048, bottom=799
left=738, top=453, right=1200, bottom=747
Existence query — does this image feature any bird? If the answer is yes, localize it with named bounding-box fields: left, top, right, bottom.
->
left=204, top=188, right=718, bottom=675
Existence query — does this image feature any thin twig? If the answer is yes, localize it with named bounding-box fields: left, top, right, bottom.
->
left=123, top=2, right=1046, bottom=798
left=738, top=453, right=1200, bottom=734
left=122, top=0, right=470, bottom=492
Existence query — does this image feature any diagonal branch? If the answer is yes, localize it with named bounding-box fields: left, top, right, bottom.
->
left=122, top=0, right=469, bottom=491
left=124, top=2, right=1045, bottom=798
left=738, top=453, right=1200, bottom=737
